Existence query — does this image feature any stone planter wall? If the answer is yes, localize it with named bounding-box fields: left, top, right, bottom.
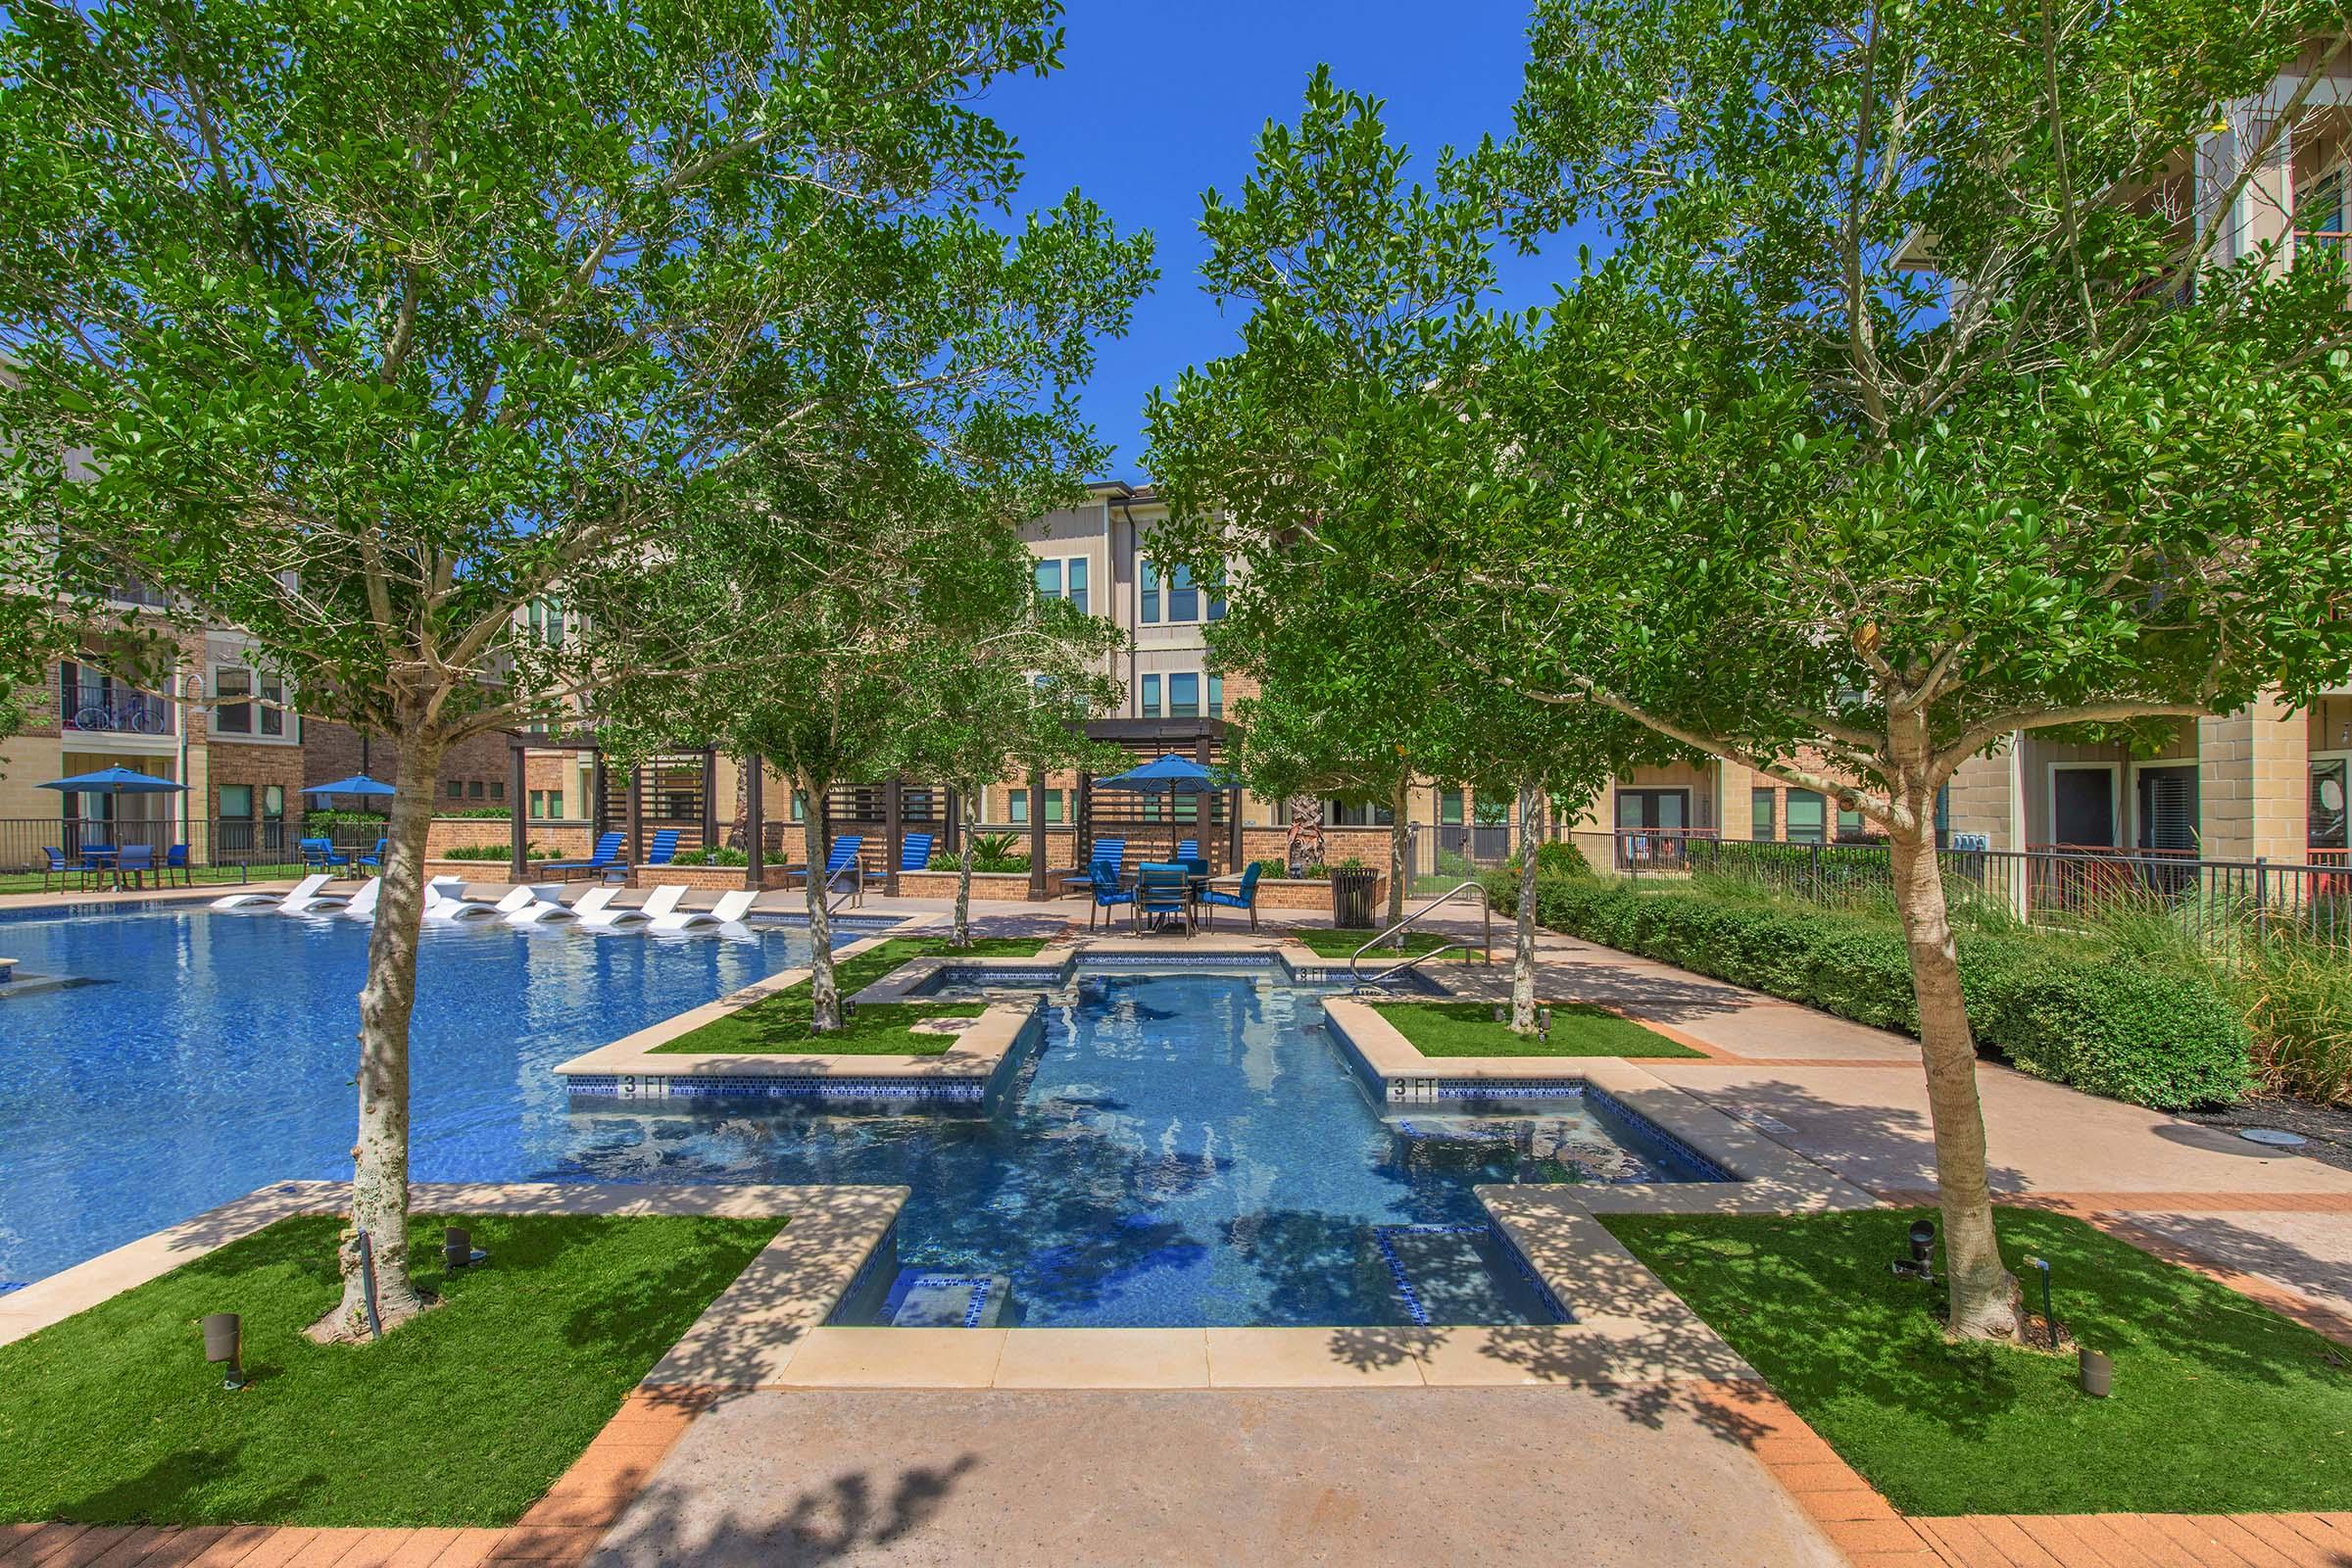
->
left=423, top=817, right=591, bottom=858
left=891, top=869, right=1050, bottom=902
left=636, top=863, right=796, bottom=892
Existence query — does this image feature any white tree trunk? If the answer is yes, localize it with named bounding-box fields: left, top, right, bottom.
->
left=320, top=726, right=444, bottom=1341
left=801, top=775, right=841, bottom=1031
left=1387, top=772, right=1410, bottom=929
left=1512, top=781, right=1543, bottom=1034
left=952, top=789, right=975, bottom=949
left=1887, top=798, right=2019, bottom=1340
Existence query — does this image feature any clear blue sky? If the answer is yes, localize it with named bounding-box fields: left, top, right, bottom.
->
left=986, top=0, right=1590, bottom=481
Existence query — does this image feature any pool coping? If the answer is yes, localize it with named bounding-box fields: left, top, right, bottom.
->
left=0, top=1180, right=909, bottom=1380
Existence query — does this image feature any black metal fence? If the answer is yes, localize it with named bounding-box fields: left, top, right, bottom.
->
left=0, top=815, right=314, bottom=882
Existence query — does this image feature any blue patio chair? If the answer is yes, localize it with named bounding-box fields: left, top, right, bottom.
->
left=299, top=836, right=350, bottom=871
left=115, top=844, right=155, bottom=888
left=40, top=846, right=83, bottom=893
left=644, top=827, right=682, bottom=867
left=546, top=830, right=626, bottom=882
left=166, top=844, right=193, bottom=887
left=357, top=838, right=389, bottom=873
left=864, top=832, right=935, bottom=889
left=1134, top=860, right=1193, bottom=934
left=1059, top=836, right=1125, bottom=895
left=784, top=834, right=863, bottom=896
left=1200, top=861, right=1263, bottom=931
left=1087, top=860, right=1136, bottom=930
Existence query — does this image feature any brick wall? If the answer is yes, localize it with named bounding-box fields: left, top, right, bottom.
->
left=205, top=739, right=308, bottom=829
left=305, top=719, right=516, bottom=810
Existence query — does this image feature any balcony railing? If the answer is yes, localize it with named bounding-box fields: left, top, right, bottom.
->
left=60, top=685, right=174, bottom=735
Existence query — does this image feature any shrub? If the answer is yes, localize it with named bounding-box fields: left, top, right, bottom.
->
left=2230, top=930, right=2352, bottom=1106
left=1251, top=858, right=1290, bottom=879
left=669, top=846, right=749, bottom=867
left=441, top=841, right=547, bottom=861
left=1497, top=872, right=2252, bottom=1109
left=301, top=808, right=388, bottom=830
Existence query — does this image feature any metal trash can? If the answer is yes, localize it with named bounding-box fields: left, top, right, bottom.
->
left=1330, top=867, right=1378, bottom=928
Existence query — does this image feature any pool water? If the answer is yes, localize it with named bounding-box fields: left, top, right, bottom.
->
left=2, top=913, right=1712, bottom=1323
left=0, top=904, right=835, bottom=1286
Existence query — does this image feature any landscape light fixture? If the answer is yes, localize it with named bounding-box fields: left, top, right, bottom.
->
left=843, top=999, right=858, bottom=1022
left=2024, top=1255, right=2056, bottom=1349
left=1538, top=1005, right=1552, bottom=1043
left=2079, top=1347, right=2113, bottom=1397
left=443, top=1225, right=488, bottom=1272
left=1492, top=1003, right=1506, bottom=1023
left=201, top=1311, right=246, bottom=1391
left=1890, top=1218, right=1936, bottom=1284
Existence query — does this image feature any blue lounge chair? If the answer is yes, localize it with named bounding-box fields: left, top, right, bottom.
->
left=1059, top=836, right=1125, bottom=895
left=1200, top=861, right=1263, bottom=931
left=357, top=838, right=388, bottom=873
left=165, top=844, right=193, bottom=887
left=115, top=844, right=156, bottom=888
left=1175, top=838, right=1200, bottom=862
left=783, top=834, right=862, bottom=897
left=1135, top=860, right=1193, bottom=934
left=864, top=832, right=934, bottom=889
left=299, top=836, right=350, bottom=871
left=1087, top=861, right=1136, bottom=930
left=645, top=828, right=681, bottom=867
left=547, top=830, right=627, bottom=882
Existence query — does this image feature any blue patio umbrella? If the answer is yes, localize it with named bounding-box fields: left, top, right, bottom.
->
left=1093, top=754, right=1232, bottom=859
left=302, top=774, right=398, bottom=800
left=39, top=765, right=188, bottom=798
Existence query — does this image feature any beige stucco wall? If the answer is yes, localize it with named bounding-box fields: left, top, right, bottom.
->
left=2200, top=695, right=2310, bottom=861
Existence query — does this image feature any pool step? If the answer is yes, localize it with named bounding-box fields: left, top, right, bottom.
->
left=880, top=1271, right=1011, bottom=1328
left=1374, top=1224, right=1505, bottom=1327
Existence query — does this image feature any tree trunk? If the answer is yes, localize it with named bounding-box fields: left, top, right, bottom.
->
left=1387, top=771, right=1410, bottom=929
left=801, top=773, right=841, bottom=1031
left=1887, top=805, right=2019, bottom=1340
left=728, top=763, right=750, bottom=850
left=319, top=725, right=445, bottom=1342
left=1286, top=795, right=1325, bottom=876
left=952, top=784, right=975, bottom=949
left=1512, top=781, right=1543, bottom=1034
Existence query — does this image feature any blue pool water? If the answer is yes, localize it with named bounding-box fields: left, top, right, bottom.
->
left=1, top=909, right=1709, bottom=1323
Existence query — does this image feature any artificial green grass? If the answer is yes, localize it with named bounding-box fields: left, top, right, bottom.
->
left=0, top=1212, right=781, bottom=1527
left=0, top=862, right=308, bottom=897
left=1369, top=1001, right=1703, bottom=1057
left=1290, top=928, right=1485, bottom=962
left=652, top=935, right=1047, bottom=1055
left=1600, top=1206, right=2352, bottom=1516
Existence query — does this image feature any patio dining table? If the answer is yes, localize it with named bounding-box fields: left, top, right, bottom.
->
left=74, top=846, right=121, bottom=889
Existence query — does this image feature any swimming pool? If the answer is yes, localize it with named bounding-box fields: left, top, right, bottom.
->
left=0, top=903, right=842, bottom=1287
left=2, top=910, right=1715, bottom=1323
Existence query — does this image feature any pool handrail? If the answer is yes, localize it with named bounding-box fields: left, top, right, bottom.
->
left=1348, top=879, right=1494, bottom=991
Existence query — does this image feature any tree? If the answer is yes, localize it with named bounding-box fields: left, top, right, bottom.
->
left=1427, top=0, right=2352, bottom=1337
left=0, top=0, right=1146, bottom=1337
left=898, top=598, right=1123, bottom=947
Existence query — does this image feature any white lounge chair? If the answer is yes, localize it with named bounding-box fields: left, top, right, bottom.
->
left=339, top=878, right=383, bottom=919
left=422, top=876, right=499, bottom=921
left=211, top=872, right=351, bottom=914
left=573, top=885, right=653, bottom=929
left=649, top=888, right=758, bottom=932
left=500, top=886, right=579, bottom=925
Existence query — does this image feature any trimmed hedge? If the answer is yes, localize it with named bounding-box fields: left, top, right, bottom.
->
left=1490, top=873, right=2253, bottom=1109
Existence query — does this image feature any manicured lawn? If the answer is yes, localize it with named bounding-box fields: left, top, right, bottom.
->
left=1290, top=928, right=1486, bottom=961
left=1369, top=1000, right=1702, bottom=1057
left=653, top=935, right=1047, bottom=1055
left=1600, top=1207, right=2352, bottom=1516
left=0, top=1212, right=780, bottom=1527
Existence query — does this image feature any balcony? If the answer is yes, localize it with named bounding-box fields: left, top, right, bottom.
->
left=60, top=682, right=174, bottom=736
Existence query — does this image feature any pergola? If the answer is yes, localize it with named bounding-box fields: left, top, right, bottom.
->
left=502, top=732, right=720, bottom=882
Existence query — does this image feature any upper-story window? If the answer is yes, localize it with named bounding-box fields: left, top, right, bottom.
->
left=1035, top=557, right=1089, bottom=615
left=212, top=663, right=288, bottom=739
left=525, top=598, right=564, bottom=649
left=2298, top=168, right=2347, bottom=266
left=1139, top=561, right=1225, bottom=625
left=1138, top=672, right=1224, bottom=720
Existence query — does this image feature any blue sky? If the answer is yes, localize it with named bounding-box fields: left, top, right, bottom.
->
left=987, top=0, right=1588, bottom=480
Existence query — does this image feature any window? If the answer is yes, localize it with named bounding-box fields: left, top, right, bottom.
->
left=2299, top=168, right=2346, bottom=265
left=1139, top=561, right=1221, bottom=624
left=526, top=598, right=564, bottom=649
left=220, top=784, right=254, bottom=819
left=1786, top=790, right=1827, bottom=843
left=488, top=781, right=505, bottom=802
left=1751, top=788, right=1777, bottom=841
left=1008, top=788, right=1061, bottom=823
left=1035, top=557, right=1089, bottom=615
left=214, top=666, right=252, bottom=734
left=447, top=779, right=465, bottom=800
left=1439, top=789, right=1464, bottom=826
left=1140, top=674, right=1161, bottom=718
left=1326, top=799, right=1396, bottom=827
left=262, top=785, right=284, bottom=820
left=1474, top=797, right=1509, bottom=826
left=258, top=671, right=284, bottom=737
left=1208, top=675, right=1224, bottom=718
left=1169, top=672, right=1200, bottom=719
left=467, top=779, right=485, bottom=800
left=1837, top=806, right=1866, bottom=840
left=1046, top=789, right=1065, bottom=824
left=2312, top=760, right=2348, bottom=853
